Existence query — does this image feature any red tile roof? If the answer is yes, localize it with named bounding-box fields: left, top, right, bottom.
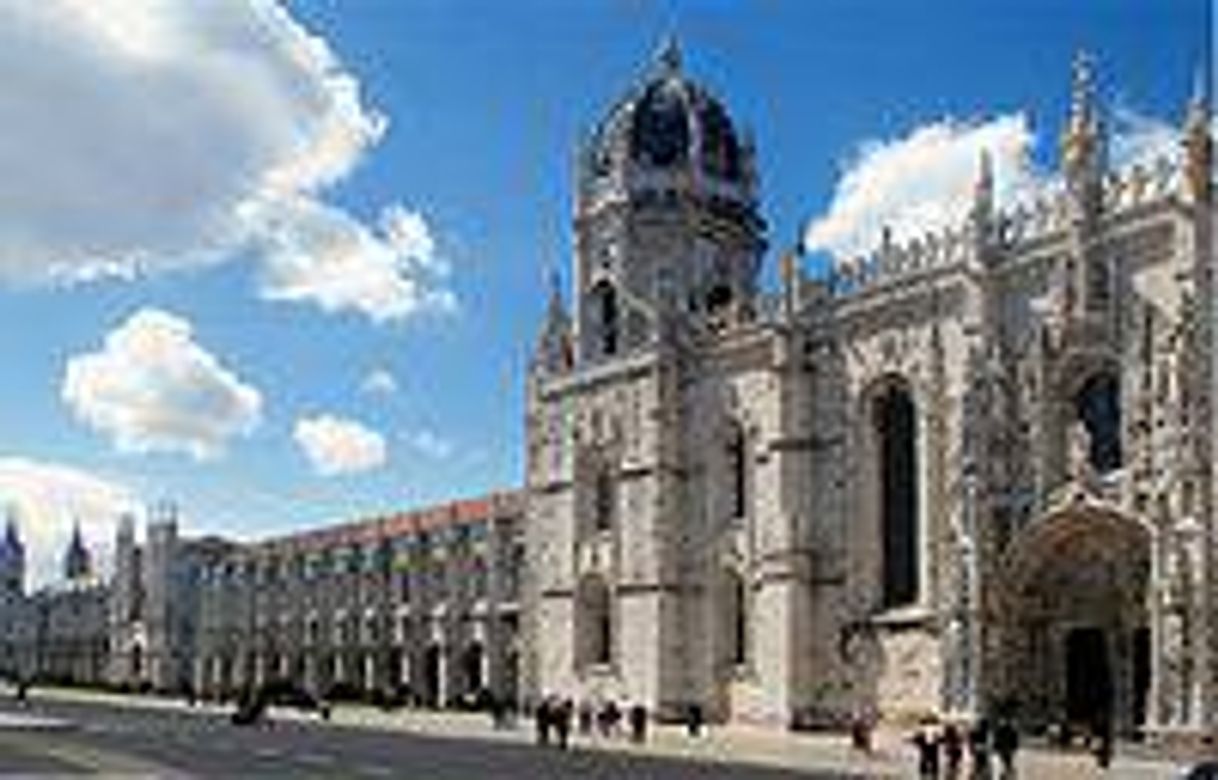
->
left=246, top=490, right=523, bottom=556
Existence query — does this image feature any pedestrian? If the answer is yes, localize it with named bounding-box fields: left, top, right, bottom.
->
left=1092, top=713, right=1113, bottom=770
left=850, top=707, right=874, bottom=754
left=535, top=696, right=551, bottom=746
left=943, top=723, right=964, bottom=779
left=555, top=698, right=573, bottom=749
left=686, top=702, right=704, bottom=737
left=578, top=699, right=593, bottom=735
left=629, top=703, right=648, bottom=744
left=911, top=719, right=940, bottom=780
left=969, top=718, right=992, bottom=780
left=993, top=718, right=1018, bottom=780
left=603, top=699, right=621, bottom=738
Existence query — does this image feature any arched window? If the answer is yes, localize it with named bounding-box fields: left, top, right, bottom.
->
left=591, top=281, right=619, bottom=357
left=727, top=421, right=747, bottom=520
left=1076, top=373, right=1121, bottom=473
left=594, top=466, right=615, bottom=532
left=706, top=283, right=733, bottom=317
left=874, top=383, right=918, bottom=608
left=577, top=576, right=612, bottom=667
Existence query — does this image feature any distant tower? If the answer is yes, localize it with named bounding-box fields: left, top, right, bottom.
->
left=64, top=521, right=93, bottom=581
left=0, top=506, right=25, bottom=596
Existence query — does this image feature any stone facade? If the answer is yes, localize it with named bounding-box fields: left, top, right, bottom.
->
left=108, top=504, right=234, bottom=691
left=525, top=46, right=1215, bottom=740
left=193, top=492, right=525, bottom=706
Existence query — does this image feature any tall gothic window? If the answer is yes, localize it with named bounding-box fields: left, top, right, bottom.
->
left=594, top=466, right=615, bottom=532
left=591, top=281, right=619, bottom=358
left=577, top=576, right=612, bottom=667
left=727, top=421, right=747, bottom=519
left=874, top=383, right=918, bottom=608
left=724, top=569, right=748, bottom=666
left=1076, top=373, right=1122, bottom=473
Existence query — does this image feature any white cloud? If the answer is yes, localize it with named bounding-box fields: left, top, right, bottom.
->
left=0, top=457, right=140, bottom=590
left=360, top=368, right=398, bottom=396
left=405, top=429, right=454, bottom=460
left=1110, top=104, right=1179, bottom=169
left=256, top=200, right=457, bottom=322
left=804, top=114, right=1043, bottom=261
left=0, top=1, right=454, bottom=322
left=294, top=414, right=387, bottom=476
left=62, top=308, right=263, bottom=459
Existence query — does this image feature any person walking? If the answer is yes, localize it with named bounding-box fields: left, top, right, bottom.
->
left=628, top=703, right=648, bottom=743
left=535, top=697, right=551, bottom=746
left=968, top=718, right=991, bottom=780
left=942, top=723, right=964, bottom=779
left=911, top=719, right=941, bottom=779
left=685, top=702, right=704, bottom=737
left=555, top=698, right=573, bottom=749
left=1092, top=712, right=1113, bottom=770
left=993, top=718, right=1019, bottom=780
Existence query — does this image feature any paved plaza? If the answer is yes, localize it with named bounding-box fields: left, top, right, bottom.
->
left=0, top=685, right=1197, bottom=778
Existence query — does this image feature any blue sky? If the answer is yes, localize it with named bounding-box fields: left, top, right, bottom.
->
left=0, top=0, right=1208, bottom=585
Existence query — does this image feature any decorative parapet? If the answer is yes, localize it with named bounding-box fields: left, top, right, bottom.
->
left=1100, top=152, right=1184, bottom=215
left=826, top=152, right=1185, bottom=300
left=829, top=223, right=972, bottom=297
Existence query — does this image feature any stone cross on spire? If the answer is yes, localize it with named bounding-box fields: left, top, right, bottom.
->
left=655, top=35, right=682, bottom=76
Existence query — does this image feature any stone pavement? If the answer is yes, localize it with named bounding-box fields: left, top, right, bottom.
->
left=7, top=684, right=1194, bottom=778
left=0, top=709, right=74, bottom=731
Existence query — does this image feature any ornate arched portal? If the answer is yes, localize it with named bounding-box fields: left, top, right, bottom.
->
left=997, top=499, right=1151, bottom=735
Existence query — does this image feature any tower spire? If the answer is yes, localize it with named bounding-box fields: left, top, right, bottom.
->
left=1068, top=50, right=1097, bottom=135
left=1183, top=65, right=1212, bottom=203
left=654, top=34, right=682, bottom=76
left=65, top=518, right=92, bottom=581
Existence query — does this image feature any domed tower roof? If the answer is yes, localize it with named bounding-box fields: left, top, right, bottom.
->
left=579, top=38, right=758, bottom=205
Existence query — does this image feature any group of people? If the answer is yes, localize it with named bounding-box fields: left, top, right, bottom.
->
left=534, top=696, right=650, bottom=749
left=850, top=710, right=1020, bottom=779
left=908, top=717, right=1019, bottom=779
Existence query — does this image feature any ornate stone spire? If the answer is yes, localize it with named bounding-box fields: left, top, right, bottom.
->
left=1183, top=68, right=1212, bottom=204
left=970, top=149, right=995, bottom=248
left=535, top=266, right=572, bottom=373
left=1060, top=51, right=1105, bottom=197
left=3, top=506, right=20, bottom=554
left=64, top=520, right=92, bottom=581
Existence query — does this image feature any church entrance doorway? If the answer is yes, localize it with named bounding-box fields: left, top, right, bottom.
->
left=1064, top=627, right=1111, bottom=726
left=1000, top=502, right=1151, bottom=736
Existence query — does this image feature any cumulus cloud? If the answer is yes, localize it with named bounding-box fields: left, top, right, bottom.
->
left=0, top=1, right=454, bottom=322
left=805, top=101, right=1200, bottom=264
left=1110, top=104, right=1180, bottom=169
left=256, top=200, right=457, bottom=322
left=360, top=368, right=399, bottom=396
left=0, top=457, right=140, bottom=589
left=62, top=308, right=263, bottom=459
left=405, top=429, right=454, bottom=460
left=294, top=414, right=387, bottom=476
left=805, top=114, right=1043, bottom=261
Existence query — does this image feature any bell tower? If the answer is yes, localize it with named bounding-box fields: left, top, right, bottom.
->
left=572, top=39, right=766, bottom=363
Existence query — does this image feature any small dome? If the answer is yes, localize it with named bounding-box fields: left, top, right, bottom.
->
left=583, top=39, right=751, bottom=188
